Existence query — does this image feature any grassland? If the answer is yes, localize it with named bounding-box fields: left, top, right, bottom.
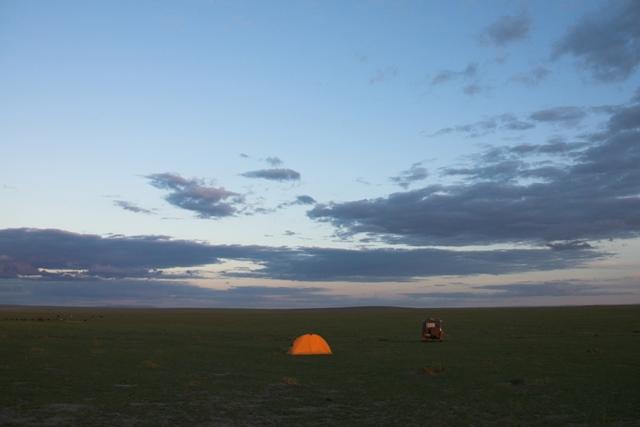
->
left=1, top=305, right=639, bottom=426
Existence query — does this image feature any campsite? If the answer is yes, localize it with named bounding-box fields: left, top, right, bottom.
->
left=3, top=1, right=640, bottom=425
left=1, top=305, right=639, bottom=426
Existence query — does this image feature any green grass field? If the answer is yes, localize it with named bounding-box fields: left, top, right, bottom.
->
left=1, top=305, right=639, bottom=426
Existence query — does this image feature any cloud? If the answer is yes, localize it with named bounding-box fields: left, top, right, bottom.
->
left=389, top=162, right=428, bottom=189
left=405, top=278, right=631, bottom=302
left=0, top=228, right=605, bottom=282
left=276, top=195, right=317, bottom=210
left=546, top=240, right=593, bottom=251
left=510, top=66, right=550, bottom=87
left=427, top=113, right=534, bottom=138
left=468, top=138, right=587, bottom=169
left=241, top=168, right=301, bottom=181
left=428, top=104, right=616, bottom=138
left=472, top=280, right=625, bottom=298
left=481, top=12, right=531, bottom=46
left=0, top=228, right=222, bottom=279
left=369, top=66, right=398, bottom=85
left=431, top=63, right=477, bottom=85
left=226, top=246, right=602, bottom=282
left=529, top=106, right=587, bottom=126
left=3, top=276, right=634, bottom=308
left=293, top=195, right=316, bottom=205
left=502, top=139, right=586, bottom=156
left=0, top=278, right=339, bottom=308
left=553, top=1, right=640, bottom=81
left=606, top=103, right=640, bottom=133
left=309, top=97, right=640, bottom=246
left=147, top=173, right=242, bottom=218
left=264, top=156, right=283, bottom=167
left=113, top=200, right=155, bottom=215
left=441, top=159, right=526, bottom=183
left=427, top=118, right=498, bottom=138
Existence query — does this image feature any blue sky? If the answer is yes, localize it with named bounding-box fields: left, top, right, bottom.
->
left=1, top=0, right=639, bottom=307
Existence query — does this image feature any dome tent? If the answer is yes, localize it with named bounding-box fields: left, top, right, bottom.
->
left=288, top=333, right=332, bottom=355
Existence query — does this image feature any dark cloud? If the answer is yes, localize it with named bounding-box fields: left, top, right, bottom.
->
left=276, top=195, right=317, bottom=210
left=390, top=162, right=428, bottom=189
left=241, top=168, right=301, bottom=181
left=0, top=279, right=339, bottom=308
left=428, top=104, right=615, bottom=138
left=264, top=156, right=283, bottom=167
left=293, top=195, right=316, bottom=205
left=369, top=66, right=398, bottom=85
left=113, top=200, right=155, bottom=215
left=0, top=228, right=221, bottom=279
left=529, top=106, right=587, bottom=126
left=147, top=173, right=242, bottom=218
left=0, top=256, right=40, bottom=278
left=226, top=246, right=602, bottom=282
left=431, top=63, right=477, bottom=85
left=506, top=140, right=586, bottom=156
left=239, top=153, right=250, bottom=158
left=481, top=12, right=531, bottom=46
left=427, top=113, right=533, bottom=138
left=472, top=139, right=587, bottom=168
left=553, top=1, right=640, bottom=81
left=0, top=228, right=604, bottom=283
left=607, top=103, right=640, bottom=133
left=2, top=276, right=633, bottom=308
left=310, top=98, right=640, bottom=246
left=510, top=66, right=550, bottom=87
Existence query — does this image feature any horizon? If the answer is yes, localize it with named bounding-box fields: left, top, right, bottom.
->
left=2, top=0, right=640, bottom=308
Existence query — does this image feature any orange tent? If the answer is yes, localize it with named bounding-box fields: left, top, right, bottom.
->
left=288, top=333, right=332, bottom=356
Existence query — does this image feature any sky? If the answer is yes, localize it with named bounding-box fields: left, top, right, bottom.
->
left=1, top=0, right=640, bottom=308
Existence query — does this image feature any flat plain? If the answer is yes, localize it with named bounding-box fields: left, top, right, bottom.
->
left=1, top=305, right=639, bottom=426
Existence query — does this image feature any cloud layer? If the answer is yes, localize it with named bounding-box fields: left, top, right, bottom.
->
left=553, top=0, right=640, bottom=81
left=0, top=228, right=604, bottom=282
left=0, top=279, right=338, bottom=308
left=310, top=98, right=640, bottom=246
